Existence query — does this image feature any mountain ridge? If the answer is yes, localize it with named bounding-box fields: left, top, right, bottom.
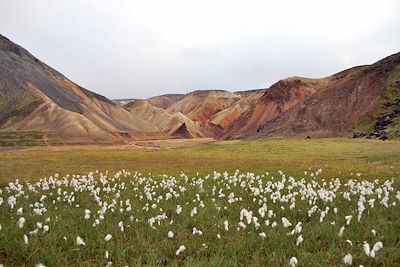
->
left=1, top=33, right=399, bottom=144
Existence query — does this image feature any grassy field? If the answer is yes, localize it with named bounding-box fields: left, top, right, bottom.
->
left=0, top=138, right=400, bottom=266
left=1, top=138, right=400, bottom=182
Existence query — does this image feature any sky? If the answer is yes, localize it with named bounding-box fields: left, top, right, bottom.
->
left=0, top=0, right=399, bottom=99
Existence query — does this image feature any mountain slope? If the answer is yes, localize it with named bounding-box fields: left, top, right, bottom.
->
left=211, top=89, right=265, bottom=128
left=125, top=100, right=207, bottom=138
left=218, top=53, right=400, bottom=140
left=148, top=94, right=185, bottom=109
left=252, top=53, right=400, bottom=139
left=218, top=77, right=327, bottom=139
left=0, top=34, right=162, bottom=143
left=167, top=90, right=241, bottom=122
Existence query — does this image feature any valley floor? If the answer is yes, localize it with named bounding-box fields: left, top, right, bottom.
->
left=1, top=138, right=400, bottom=266
left=0, top=138, right=399, bottom=182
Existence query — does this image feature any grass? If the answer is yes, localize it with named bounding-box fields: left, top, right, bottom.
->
left=0, top=138, right=399, bottom=182
left=0, top=138, right=399, bottom=266
left=0, top=131, right=45, bottom=147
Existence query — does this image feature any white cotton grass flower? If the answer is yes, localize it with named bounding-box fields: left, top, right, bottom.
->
left=23, top=234, right=29, bottom=245
left=238, top=221, right=246, bottom=229
left=104, top=234, right=113, bottom=241
left=345, top=215, right=352, bottom=225
left=43, top=225, right=49, bottom=232
left=223, top=220, right=229, bottom=231
left=345, top=240, right=353, bottom=246
left=192, top=227, right=203, bottom=235
left=118, top=221, right=124, bottom=232
left=343, top=253, right=352, bottom=266
left=371, top=229, right=376, bottom=236
left=296, top=235, right=303, bottom=246
left=76, top=236, right=86, bottom=246
left=176, top=205, right=182, bottom=214
left=338, top=226, right=345, bottom=237
left=29, top=229, right=39, bottom=235
left=369, top=241, right=384, bottom=258
left=259, top=232, right=266, bottom=238
left=190, top=207, right=197, bottom=217
left=289, top=256, right=298, bottom=267
left=35, top=263, right=46, bottom=267
left=217, top=234, right=221, bottom=239
left=168, top=231, right=174, bottom=239
left=175, top=245, right=186, bottom=256
left=282, top=217, right=292, bottom=228
left=84, top=209, right=91, bottom=220
left=17, top=217, right=26, bottom=229
left=363, top=242, right=371, bottom=257
left=363, top=240, right=384, bottom=257
left=105, top=250, right=109, bottom=259
left=292, top=222, right=302, bottom=235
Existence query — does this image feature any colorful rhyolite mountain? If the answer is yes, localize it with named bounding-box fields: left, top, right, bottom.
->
left=1, top=34, right=399, bottom=144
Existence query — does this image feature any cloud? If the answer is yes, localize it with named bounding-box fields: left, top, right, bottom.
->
left=1, top=0, right=399, bottom=99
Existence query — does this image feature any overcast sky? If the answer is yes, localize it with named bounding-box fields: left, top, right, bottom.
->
left=1, top=0, right=399, bottom=99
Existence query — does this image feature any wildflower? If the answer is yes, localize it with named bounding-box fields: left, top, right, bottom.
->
left=118, top=221, right=124, bottom=232
left=289, top=256, right=298, bottom=267
left=345, top=240, right=353, bottom=246
left=176, top=205, right=182, bottom=214
left=76, top=236, right=86, bottom=246
left=17, top=217, right=25, bottom=229
left=7, top=196, right=16, bottom=209
left=168, top=231, right=174, bottom=239
left=292, top=222, right=302, bottom=235
left=190, top=207, right=197, bottom=217
left=17, top=207, right=23, bottom=215
left=175, top=245, right=186, bottom=256
left=23, top=234, right=28, bottom=245
left=338, top=226, right=345, bottom=237
left=343, top=253, right=352, bottom=266
left=370, top=241, right=383, bottom=258
left=192, top=227, right=203, bottom=235
left=296, top=235, right=303, bottom=246
left=238, top=221, right=246, bottom=229
left=104, top=234, right=113, bottom=241
left=345, top=215, right=352, bottom=225
left=84, top=209, right=91, bottom=220
left=224, top=220, right=229, bottom=231
left=363, top=242, right=371, bottom=256
left=282, top=217, right=292, bottom=228
left=371, top=229, right=376, bottom=236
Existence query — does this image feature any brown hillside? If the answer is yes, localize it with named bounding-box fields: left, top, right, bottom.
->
left=0, top=34, right=162, bottom=143
left=252, top=53, right=400, bottom=139
left=218, top=77, right=327, bottom=139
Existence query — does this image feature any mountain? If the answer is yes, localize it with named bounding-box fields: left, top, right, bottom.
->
left=211, top=89, right=265, bottom=128
left=124, top=99, right=207, bottom=138
left=1, top=33, right=399, bottom=144
left=218, top=77, right=327, bottom=139
left=167, top=90, right=240, bottom=122
left=148, top=94, right=185, bottom=109
left=0, top=34, right=163, bottom=143
left=219, top=53, right=400, bottom=139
